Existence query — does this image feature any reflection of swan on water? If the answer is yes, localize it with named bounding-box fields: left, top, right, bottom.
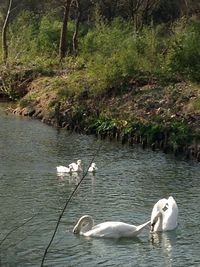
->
left=150, top=196, right=178, bottom=233
left=88, top=163, right=98, bottom=173
left=150, top=230, right=177, bottom=265
left=57, top=171, right=80, bottom=184
left=56, top=165, right=73, bottom=173
left=73, top=215, right=150, bottom=238
left=69, top=159, right=83, bottom=172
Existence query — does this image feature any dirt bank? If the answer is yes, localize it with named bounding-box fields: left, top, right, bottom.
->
left=8, top=72, right=200, bottom=161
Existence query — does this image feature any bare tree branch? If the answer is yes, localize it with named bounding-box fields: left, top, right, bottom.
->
left=40, top=144, right=101, bottom=267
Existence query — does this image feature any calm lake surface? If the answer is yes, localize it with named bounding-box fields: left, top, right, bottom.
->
left=0, top=103, right=200, bottom=267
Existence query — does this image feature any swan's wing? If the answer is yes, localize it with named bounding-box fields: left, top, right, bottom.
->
left=69, top=162, right=76, bottom=168
left=88, top=166, right=92, bottom=172
left=69, top=163, right=78, bottom=171
left=84, top=222, right=140, bottom=238
left=88, top=167, right=96, bottom=172
left=56, top=166, right=69, bottom=172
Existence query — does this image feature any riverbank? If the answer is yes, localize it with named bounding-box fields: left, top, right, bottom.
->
left=1, top=67, right=199, bottom=161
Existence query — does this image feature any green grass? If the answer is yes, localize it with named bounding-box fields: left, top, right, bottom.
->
left=192, top=97, right=200, bottom=110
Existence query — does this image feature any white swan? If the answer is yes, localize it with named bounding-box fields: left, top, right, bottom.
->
left=56, top=165, right=73, bottom=173
left=150, top=196, right=178, bottom=233
left=88, top=163, right=98, bottom=173
left=73, top=215, right=150, bottom=238
left=69, top=159, right=82, bottom=172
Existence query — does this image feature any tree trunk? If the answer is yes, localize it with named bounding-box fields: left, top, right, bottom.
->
left=72, top=0, right=81, bottom=55
left=2, top=0, right=13, bottom=64
left=59, top=0, right=72, bottom=60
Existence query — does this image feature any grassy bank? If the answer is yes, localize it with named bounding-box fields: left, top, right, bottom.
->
left=0, top=15, right=200, bottom=160
left=8, top=69, right=200, bottom=161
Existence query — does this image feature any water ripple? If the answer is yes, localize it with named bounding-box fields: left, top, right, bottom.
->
left=0, top=106, right=200, bottom=266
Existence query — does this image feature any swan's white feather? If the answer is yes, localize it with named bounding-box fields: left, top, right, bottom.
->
left=88, top=163, right=98, bottom=173
left=150, top=196, right=178, bottom=232
left=73, top=215, right=150, bottom=238
left=56, top=165, right=72, bottom=173
left=69, top=160, right=82, bottom=172
left=84, top=221, right=150, bottom=238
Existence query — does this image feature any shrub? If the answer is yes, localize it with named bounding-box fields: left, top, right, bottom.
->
left=8, top=11, right=40, bottom=63
left=37, top=15, right=61, bottom=54
left=169, top=19, right=200, bottom=81
left=79, top=18, right=171, bottom=94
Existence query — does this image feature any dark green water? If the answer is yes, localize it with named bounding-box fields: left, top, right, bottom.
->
left=0, top=104, right=200, bottom=267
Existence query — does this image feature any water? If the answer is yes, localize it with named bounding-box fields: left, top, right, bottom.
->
left=0, top=103, right=200, bottom=267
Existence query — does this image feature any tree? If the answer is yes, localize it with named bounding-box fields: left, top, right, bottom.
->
left=2, top=0, right=13, bottom=63
left=59, top=0, right=72, bottom=60
left=71, top=0, right=92, bottom=55
left=72, top=0, right=81, bottom=54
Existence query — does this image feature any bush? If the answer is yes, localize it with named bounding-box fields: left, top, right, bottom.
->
left=8, top=11, right=40, bottom=63
left=169, top=19, right=200, bottom=81
left=79, top=18, right=170, bottom=94
left=37, top=15, right=61, bottom=54
left=7, top=11, right=74, bottom=65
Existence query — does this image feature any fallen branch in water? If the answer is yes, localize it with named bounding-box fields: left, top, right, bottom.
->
left=40, top=143, right=100, bottom=267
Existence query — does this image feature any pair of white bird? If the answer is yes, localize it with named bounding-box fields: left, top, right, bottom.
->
left=57, top=159, right=82, bottom=173
left=56, top=160, right=98, bottom=174
left=73, top=196, right=178, bottom=238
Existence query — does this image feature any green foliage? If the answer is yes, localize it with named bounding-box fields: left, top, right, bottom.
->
left=8, top=11, right=39, bottom=62
left=135, top=24, right=168, bottom=73
left=79, top=19, right=171, bottom=94
left=0, top=75, right=18, bottom=100
left=18, top=97, right=33, bottom=108
left=169, top=19, right=200, bottom=81
left=190, top=96, right=200, bottom=111
left=168, top=121, right=193, bottom=152
left=88, top=115, right=120, bottom=134
left=193, top=97, right=200, bottom=110
left=37, top=14, right=61, bottom=54
left=2, top=11, right=200, bottom=99
left=6, top=11, right=75, bottom=65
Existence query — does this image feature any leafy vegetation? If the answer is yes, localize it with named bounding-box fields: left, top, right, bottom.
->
left=1, top=9, right=200, bottom=92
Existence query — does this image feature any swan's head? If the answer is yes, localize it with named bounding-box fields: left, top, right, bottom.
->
left=77, top=160, right=82, bottom=165
left=150, top=198, right=168, bottom=233
left=90, top=163, right=97, bottom=169
left=69, top=165, right=73, bottom=171
left=73, top=215, right=94, bottom=234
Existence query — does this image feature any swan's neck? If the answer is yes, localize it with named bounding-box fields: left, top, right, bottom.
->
left=136, top=220, right=151, bottom=232
left=74, top=215, right=94, bottom=234
left=151, top=211, right=163, bottom=232
left=155, top=214, right=163, bottom=231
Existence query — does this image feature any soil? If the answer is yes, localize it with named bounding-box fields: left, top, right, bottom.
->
left=9, top=75, right=200, bottom=161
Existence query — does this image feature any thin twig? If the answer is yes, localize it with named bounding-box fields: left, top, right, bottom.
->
left=40, top=143, right=101, bottom=267
left=0, top=208, right=43, bottom=246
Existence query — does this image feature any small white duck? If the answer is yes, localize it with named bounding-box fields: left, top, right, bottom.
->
left=88, top=163, right=98, bottom=173
left=56, top=164, right=73, bottom=173
left=73, top=215, right=150, bottom=238
left=69, top=159, right=83, bottom=172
